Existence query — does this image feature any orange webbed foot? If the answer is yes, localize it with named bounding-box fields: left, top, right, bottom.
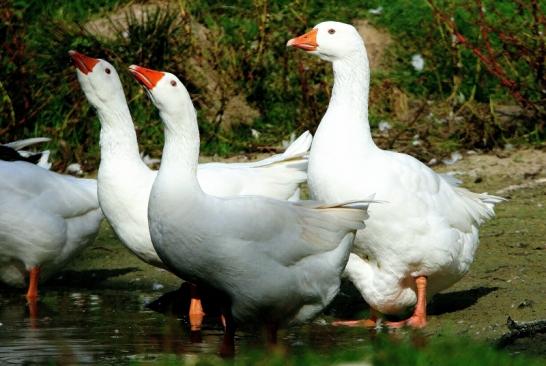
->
left=385, top=276, right=428, bottom=329
left=384, top=315, right=427, bottom=329
left=332, top=308, right=378, bottom=328
left=332, top=318, right=377, bottom=327
left=405, top=315, right=427, bottom=328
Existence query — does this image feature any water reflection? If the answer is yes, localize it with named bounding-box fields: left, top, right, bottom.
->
left=0, top=289, right=375, bottom=364
left=0, top=290, right=224, bottom=364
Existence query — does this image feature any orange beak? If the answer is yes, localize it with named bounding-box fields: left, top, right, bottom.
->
left=128, top=65, right=165, bottom=90
left=286, top=28, right=318, bottom=51
left=68, top=50, right=99, bottom=74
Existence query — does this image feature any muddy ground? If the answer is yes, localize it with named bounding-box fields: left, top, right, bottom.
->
left=6, top=148, right=545, bottom=358
left=428, top=149, right=546, bottom=355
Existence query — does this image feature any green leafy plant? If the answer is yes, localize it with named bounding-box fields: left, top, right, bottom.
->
left=0, top=0, right=544, bottom=169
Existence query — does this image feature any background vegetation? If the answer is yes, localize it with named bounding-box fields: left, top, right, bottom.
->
left=1, top=0, right=544, bottom=170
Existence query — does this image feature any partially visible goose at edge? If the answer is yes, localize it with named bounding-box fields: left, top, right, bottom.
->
left=130, top=64, right=373, bottom=356
left=1, top=137, right=52, bottom=169
left=0, top=160, right=103, bottom=314
left=69, top=50, right=312, bottom=331
left=288, top=21, right=504, bottom=328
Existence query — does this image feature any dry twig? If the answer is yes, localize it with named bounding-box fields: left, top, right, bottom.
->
left=496, top=316, right=546, bottom=348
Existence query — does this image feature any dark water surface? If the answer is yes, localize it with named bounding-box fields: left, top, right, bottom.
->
left=0, top=289, right=368, bottom=365
left=0, top=290, right=225, bottom=364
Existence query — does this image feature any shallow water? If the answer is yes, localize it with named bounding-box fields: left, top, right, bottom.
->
left=0, top=290, right=221, bottom=364
left=0, top=289, right=372, bottom=365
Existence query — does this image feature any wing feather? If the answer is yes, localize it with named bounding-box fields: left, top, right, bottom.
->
left=208, top=196, right=372, bottom=266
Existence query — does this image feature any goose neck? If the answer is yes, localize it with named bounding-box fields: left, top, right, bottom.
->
left=158, top=108, right=202, bottom=191
left=326, top=52, right=375, bottom=147
left=332, top=54, right=369, bottom=106
left=97, top=105, right=143, bottom=164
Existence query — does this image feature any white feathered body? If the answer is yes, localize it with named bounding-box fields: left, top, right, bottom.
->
left=97, top=126, right=310, bottom=269
left=307, top=29, right=503, bottom=314
left=144, top=71, right=370, bottom=326
left=0, top=161, right=103, bottom=287
left=142, top=74, right=367, bottom=324
left=309, top=137, right=501, bottom=313
left=149, top=182, right=367, bottom=324
left=98, top=157, right=161, bottom=267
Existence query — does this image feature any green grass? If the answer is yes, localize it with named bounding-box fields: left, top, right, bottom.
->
left=124, top=334, right=545, bottom=366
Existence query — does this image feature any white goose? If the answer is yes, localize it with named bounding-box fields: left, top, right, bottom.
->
left=130, top=64, right=372, bottom=354
left=69, top=51, right=311, bottom=329
left=0, top=161, right=103, bottom=305
left=288, top=21, right=504, bottom=328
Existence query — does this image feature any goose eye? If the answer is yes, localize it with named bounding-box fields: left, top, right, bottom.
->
left=328, top=29, right=336, bottom=35
left=170, top=80, right=177, bottom=87
left=105, top=68, right=111, bottom=74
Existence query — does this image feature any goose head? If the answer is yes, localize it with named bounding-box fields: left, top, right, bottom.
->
left=69, top=50, right=126, bottom=110
left=287, top=21, right=364, bottom=62
left=128, top=65, right=192, bottom=117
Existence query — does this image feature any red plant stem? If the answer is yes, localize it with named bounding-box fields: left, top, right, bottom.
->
left=530, top=0, right=546, bottom=90
left=427, top=0, right=526, bottom=106
left=476, top=0, right=495, bottom=60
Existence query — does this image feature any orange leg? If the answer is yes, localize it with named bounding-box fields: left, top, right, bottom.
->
left=189, top=284, right=205, bottom=332
left=26, top=267, right=40, bottom=328
left=385, top=276, right=428, bottom=329
left=332, top=308, right=378, bottom=327
left=26, top=267, right=40, bottom=301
